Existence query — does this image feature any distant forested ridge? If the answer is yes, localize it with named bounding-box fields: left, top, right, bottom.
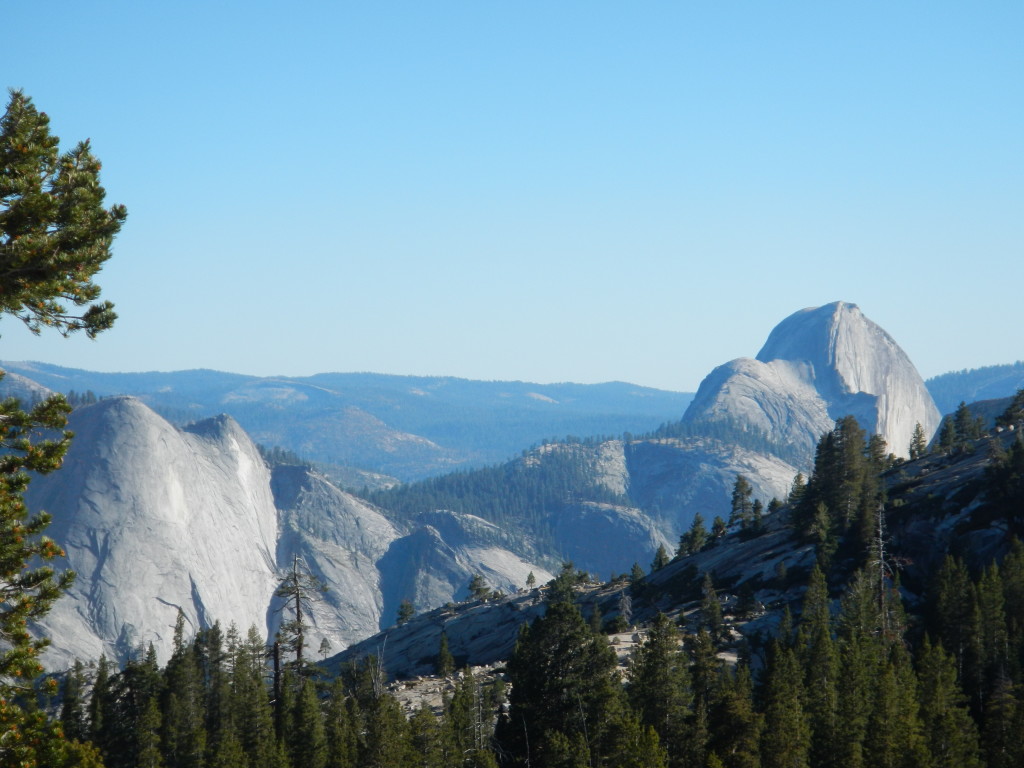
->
left=927, top=361, right=1024, bottom=415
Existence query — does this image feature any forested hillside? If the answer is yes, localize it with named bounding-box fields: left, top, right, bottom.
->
left=30, top=395, right=1024, bottom=768
left=927, top=361, right=1024, bottom=416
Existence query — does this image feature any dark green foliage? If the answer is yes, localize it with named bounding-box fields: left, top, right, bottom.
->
left=982, top=435, right=1024, bottom=532
left=499, top=599, right=621, bottom=766
left=995, top=389, right=1024, bottom=429
left=730, top=474, right=754, bottom=528
left=710, top=516, right=728, bottom=545
left=1, top=89, right=125, bottom=337
left=917, top=638, right=982, bottom=768
left=794, top=416, right=891, bottom=555
left=468, top=573, right=492, bottom=600
left=628, top=614, right=691, bottom=766
left=650, top=544, right=670, bottom=572
left=677, top=513, right=708, bottom=557
left=436, top=632, right=455, bottom=677
left=909, top=422, right=928, bottom=460
left=396, top=598, right=415, bottom=626
left=761, top=641, right=809, bottom=768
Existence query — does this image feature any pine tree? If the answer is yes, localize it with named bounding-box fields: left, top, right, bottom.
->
left=499, top=590, right=621, bottom=766
left=161, top=613, right=207, bottom=768
left=230, top=625, right=278, bottom=768
left=678, top=513, right=707, bottom=556
left=709, top=664, right=761, bottom=768
left=436, top=631, right=455, bottom=677
left=916, top=637, right=982, bottom=768
left=730, top=475, right=754, bottom=529
left=711, top=516, right=728, bottom=544
left=468, top=573, right=491, bottom=600
left=324, top=679, right=359, bottom=768
left=797, top=565, right=839, bottom=768
left=909, top=422, right=928, bottom=459
left=995, top=389, right=1024, bottom=428
left=60, top=659, right=90, bottom=744
left=628, top=613, right=691, bottom=766
left=1, top=89, right=125, bottom=336
left=288, top=676, right=327, bottom=768
left=274, top=554, right=327, bottom=673
left=651, top=544, right=671, bottom=572
left=700, top=573, right=723, bottom=640
left=760, top=641, right=809, bottom=768
left=396, top=599, right=415, bottom=626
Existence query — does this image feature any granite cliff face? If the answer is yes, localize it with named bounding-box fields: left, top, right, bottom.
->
left=684, top=302, right=941, bottom=459
left=24, top=398, right=552, bottom=666
left=27, top=398, right=280, bottom=667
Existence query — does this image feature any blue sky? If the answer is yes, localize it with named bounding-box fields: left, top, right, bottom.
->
left=2, top=2, right=1021, bottom=392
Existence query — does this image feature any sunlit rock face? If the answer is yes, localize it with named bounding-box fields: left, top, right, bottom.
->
left=28, top=397, right=280, bottom=666
left=25, top=398, right=550, bottom=666
left=270, top=465, right=402, bottom=655
left=684, top=301, right=941, bottom=459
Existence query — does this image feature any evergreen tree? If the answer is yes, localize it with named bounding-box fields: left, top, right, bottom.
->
left=274, top=555, right=327, bottom=672
left=700, top=573, right=723, bottom=640
left=909, top=422, right=928, bottom=459
left=760, top=641, right=809, bottom=768
left=360, top=690, right=414, bottom=768
left=710, top=516, right=728, bottom=544
left=1, top=89, right=125, bottom=336
left=651, top=544, right=671, bottom=573
left=396, top=599, right=415, bottom=626
left=995, top=389, right=1024, bottom=429
left=288, top=676, right=327, bottom=768
left=981, top=674, right=1022, bottom=768
left=324, top=679, right=359, bottom=768
left=499, top=589, right=621, bottom=766
left=916, top=637, right=982, bottom=768
left=628, top=613, right=691, bottom=766
left=161, top=613, right=207, bottom=768
left=60, top=660, right=91, bottom=744
left=229, top=625, right=278, bottom=768
left=468, top=573, right=491, bottom=600
left=709, top=664, right=761, bottom=768
left=938, top=417, right=957, bottom=452
left=954, top=401, right=984, bottom=444
left=678, top=513, right=708, bottom=556
left=797, top=565, right=839, bottom=768
left=863, top=648, right=928, bottom=768
left=630, top=561, right=646, bottom=586
left=436, top=631, right=455, bottom=677
left=729, top=475, right=754, bottom=529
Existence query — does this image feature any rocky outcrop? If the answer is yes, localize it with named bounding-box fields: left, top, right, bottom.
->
left=684, top=302, right=941, bottom=459
left=27, top=398, right=280, bottom=667
left=377, top=510, right=553, bottom=624
left=271, top=465, right=402, bottom=653
left=625, top=437, right=799, bottom=531
left=25, top=399, right=551, bottom=666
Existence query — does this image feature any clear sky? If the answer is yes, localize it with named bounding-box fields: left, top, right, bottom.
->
left=2, top=2, right=1021, bottom=392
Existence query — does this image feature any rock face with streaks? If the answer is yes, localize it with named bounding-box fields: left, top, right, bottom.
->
left=684, top=301, right=941, bottom=459
left=24, top=398, right=553, bottom=666
left=27, top=397, right=280, bottom=667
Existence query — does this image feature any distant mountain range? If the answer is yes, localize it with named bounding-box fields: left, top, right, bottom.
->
left=0, top=363, right=694, bottom=483
left=3, top=300, right=1021, bottom=667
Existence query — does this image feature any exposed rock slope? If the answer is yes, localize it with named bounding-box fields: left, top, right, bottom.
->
left=684, top=301, right=941, bottom=459
left=27, top=398, right=280, bottom=667
left=24, top=399, right=552, bottom=666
